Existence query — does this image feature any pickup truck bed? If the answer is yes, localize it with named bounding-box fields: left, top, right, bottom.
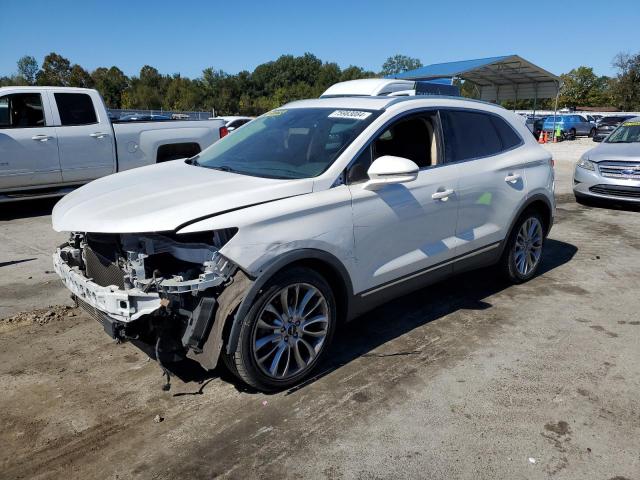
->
left=0, top=86, right=226, bottom=202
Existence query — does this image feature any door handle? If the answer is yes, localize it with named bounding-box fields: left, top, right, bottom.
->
left=31, top=134, right=52, bottom=142
left=505, top=173, right=521, bottom=183
left=90, top=132, right=108, bottom=138
left=432, top=188, right=454, bottom=201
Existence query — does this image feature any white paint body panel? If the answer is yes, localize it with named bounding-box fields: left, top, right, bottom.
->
left=349, top=164, right=461, bottom=292
left=52, top=160, right=314, bottom=233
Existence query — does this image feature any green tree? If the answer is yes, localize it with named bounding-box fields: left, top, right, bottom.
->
left=36, top=52, right=72, bottom=86
left=17, top=55, right=38, bottom=85
left=340, top=65, right=375, bottom=82
left=381, top=54, right=422, bottom=76
left=164, top=75, right=202, bottom=111
left=125, top=65, right=166, bottom=109
left=91, top=67, right=129, bottom=108
left=610, top=52, right=640, bottom=110
left=69, top=64, right=94, bottom=88
left=559, top=66, right=610, bottom=107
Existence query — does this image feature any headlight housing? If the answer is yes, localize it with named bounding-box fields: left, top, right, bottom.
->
left=577, top=158, right=596, bottom=171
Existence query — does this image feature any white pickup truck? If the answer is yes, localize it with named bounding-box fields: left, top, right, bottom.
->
left=0, top=86, right=227, bottom=201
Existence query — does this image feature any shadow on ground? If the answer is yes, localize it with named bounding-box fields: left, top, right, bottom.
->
left=0, top=198, right=59, bottom=221
left=156, top=238, right=578, bottom=395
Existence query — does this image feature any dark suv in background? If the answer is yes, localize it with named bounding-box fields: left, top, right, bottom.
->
left=593, top=115, right=636, bottom=142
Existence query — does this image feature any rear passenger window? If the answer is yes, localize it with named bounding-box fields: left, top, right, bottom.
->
left=441, top=110, right=502, bottom=162
left=490, top=116, right=522, bottom=150
left=54, top=93, right=97, bottom=126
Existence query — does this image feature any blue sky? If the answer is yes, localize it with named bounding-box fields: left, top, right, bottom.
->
left=1, top=0, right=637, bottom=79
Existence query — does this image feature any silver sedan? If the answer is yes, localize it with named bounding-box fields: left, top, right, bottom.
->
left=574, top=117, right=640, bottom=204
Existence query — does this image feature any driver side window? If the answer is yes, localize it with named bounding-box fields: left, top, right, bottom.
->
left=346, top=112, right=440, bottom=183
left=0, top=93, right=45, bottom=128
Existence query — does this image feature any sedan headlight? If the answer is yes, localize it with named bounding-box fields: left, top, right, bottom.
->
left=577, top=158, right=596, bottom=171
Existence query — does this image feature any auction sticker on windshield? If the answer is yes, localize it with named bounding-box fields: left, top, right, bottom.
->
left=264, top=109, right=286, bottom=117
left=328, top=110, right=372, bottom=120
left=623, top=121, right=640, bottom=126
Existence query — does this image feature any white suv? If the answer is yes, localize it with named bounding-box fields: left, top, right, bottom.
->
left=52, top=96, right=555, bottom=391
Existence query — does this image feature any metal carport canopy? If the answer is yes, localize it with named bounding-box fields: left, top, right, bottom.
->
left=390, top=55, right=560, bottom=102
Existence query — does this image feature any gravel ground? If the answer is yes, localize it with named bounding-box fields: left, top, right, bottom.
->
left=1, top=138, right=639, bottom=480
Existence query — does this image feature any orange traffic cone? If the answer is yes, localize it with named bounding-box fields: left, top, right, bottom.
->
left=538, top=131, right=546, bottom=144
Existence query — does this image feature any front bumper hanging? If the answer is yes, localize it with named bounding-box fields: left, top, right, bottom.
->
left=53, top=249, right=162, bottom=323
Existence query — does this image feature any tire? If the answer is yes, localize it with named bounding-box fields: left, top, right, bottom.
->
left=588, top=128, right=596, bottom=138
left=500, top=210, right=545, bottom=284
left=570, top=128, right=576, bottom=138
left=224, top=267, right=337, bottom=391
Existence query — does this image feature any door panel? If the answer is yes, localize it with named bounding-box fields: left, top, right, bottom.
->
left=454, top=152, right=526, bottom=256
left=0, top=127, right=61, bottom=189
left=439, top=109, right=528, bottom=257
left=50, top=92, right=115, bottom=183
left=0, top=92, right=61, bottom=189
left=56, top=126, right=115, bottom=182
left=349, top=164, right=460, bottom=293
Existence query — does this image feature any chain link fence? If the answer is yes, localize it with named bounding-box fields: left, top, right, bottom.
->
left=107, top=108, right=215, bottom=121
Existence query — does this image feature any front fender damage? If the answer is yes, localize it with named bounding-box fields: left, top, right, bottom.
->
left=188, top=269, right=253, bottom=369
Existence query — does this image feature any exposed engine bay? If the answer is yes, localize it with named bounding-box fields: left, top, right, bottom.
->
left=53, top=230, right=244, bottom=386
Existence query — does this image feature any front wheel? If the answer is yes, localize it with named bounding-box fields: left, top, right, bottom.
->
left=500, top=211, right=545, bottom=283
left=225, top=267, right=336, bottom=391
left=589, top=127, right=596, bottom=138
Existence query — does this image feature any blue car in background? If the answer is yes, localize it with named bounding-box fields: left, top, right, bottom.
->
left=542, top=115, right=596, bottom=138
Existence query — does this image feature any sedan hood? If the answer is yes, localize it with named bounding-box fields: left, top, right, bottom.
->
left=52, top=160, right=314, bottom=233
left=587, top=142, right=640, bottom=162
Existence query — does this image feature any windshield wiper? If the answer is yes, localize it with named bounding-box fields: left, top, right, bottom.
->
left=211, top=165, right=246, bottom=175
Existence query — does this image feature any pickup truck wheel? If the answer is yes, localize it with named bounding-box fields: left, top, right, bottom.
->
left=225, top=267, right=336, bottom=391
left=500, top=210, right=545, bottom=284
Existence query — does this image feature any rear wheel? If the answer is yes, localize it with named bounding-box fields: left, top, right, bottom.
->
left=570, top=128, right=577, bottom=138
left=225, top=267, right=336, bottom=391
left=500, top=211, right=545, bottom=283
left=589, top=127, right=596, bottom=138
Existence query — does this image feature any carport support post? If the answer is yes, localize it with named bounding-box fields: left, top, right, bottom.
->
left=552, top=82, right=560, bottom=141
left=532, top=84, right=538, bottom=120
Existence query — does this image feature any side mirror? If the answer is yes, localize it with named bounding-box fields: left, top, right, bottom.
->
left=363, top=155, right=419, bottom=190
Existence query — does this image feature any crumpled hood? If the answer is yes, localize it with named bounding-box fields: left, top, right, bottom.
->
left=587, top=142, right=640, bottom=162
left=52, top=160, right=314, bottom=233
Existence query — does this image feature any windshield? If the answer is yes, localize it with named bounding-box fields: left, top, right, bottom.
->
left=605, top=120, right=640, bottom=143
left=544, top=116, right=564, bottom=123
left=194, top=107, right=380, bottom=179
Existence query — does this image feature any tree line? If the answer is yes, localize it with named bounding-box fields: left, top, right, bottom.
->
left=2, top=51, right=639, bottom=115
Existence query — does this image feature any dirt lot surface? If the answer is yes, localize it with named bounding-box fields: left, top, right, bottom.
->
left=1, top=138, right=639, bottom=480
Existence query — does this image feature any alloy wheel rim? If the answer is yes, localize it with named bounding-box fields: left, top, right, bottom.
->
left=252, top=283, right=329, bottom=380
left=514, top=217, right=543, bottom=276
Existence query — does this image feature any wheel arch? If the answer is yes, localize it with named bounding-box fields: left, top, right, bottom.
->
left=500, top=193, right=554, bottom=257
left=223, top=249, right=354, bottom=360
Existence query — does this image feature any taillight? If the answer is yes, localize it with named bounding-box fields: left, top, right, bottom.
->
left=219, top=126, right=229, bottom=138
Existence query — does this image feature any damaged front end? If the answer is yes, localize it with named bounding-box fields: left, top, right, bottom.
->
left=53, top=229, right=241, bottom=373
